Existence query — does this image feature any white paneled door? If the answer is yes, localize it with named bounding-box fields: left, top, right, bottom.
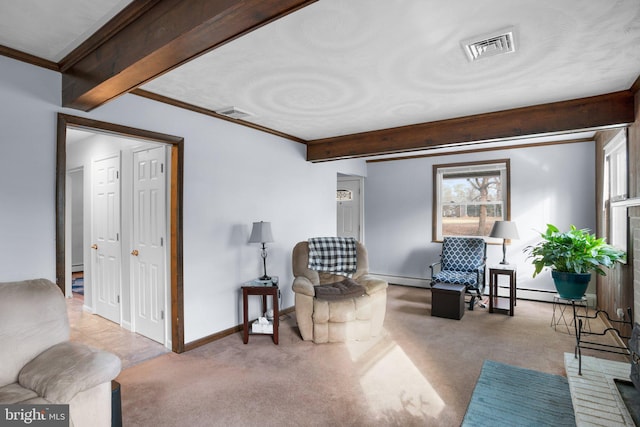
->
left=337, top=178, right=362, bottom=240
left=131, top=147, right=167, bottom=344
left=92, top=154, right=122, bottom=324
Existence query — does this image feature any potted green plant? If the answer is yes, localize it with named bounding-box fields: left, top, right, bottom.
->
left=524, top=224, right=626, bottom=299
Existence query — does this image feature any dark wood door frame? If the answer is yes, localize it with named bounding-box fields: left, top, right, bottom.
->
left=56, top=113, right=185, bottom=353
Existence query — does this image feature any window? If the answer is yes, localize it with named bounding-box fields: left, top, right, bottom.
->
left=433, top=159, right=510, bottom=241
left=336, top=189, right=353, bottom=201
left=603, top=130, right=628, bottom=252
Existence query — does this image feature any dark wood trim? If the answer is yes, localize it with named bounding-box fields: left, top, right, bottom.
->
left=55, top=113, right=185, bottom=353
left=630, top=74, right=640, bottom=96
left=57, top=114, right=184, bottom=144
left=0, top=44, right=59, bottom=71
left=366, top=137, right=596, bottom=163
left=183, top=306, right=295, bottom=351
left=62, top=0, right=318, bottom=111
left=170, top=142, right=185, bottom=353
left=505, top=159, right=512, bottom=225
left=431, top=159, right=511, bottom=242
left=184, top=325, right=242, bottom=352
left=307, top=91, right=635, bottom=162
left=55, top=116, right=67, bottom=292
left=431, top=165, right=438, bottom=243
left=132, top=89, right=306, bottom=144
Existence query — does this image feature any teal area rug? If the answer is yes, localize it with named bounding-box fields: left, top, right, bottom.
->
left=462, top=360, right=575, bottom=426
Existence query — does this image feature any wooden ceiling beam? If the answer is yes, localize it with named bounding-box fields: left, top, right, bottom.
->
left=306, top=91, right=636, bottom=162
left=631, top=73, right=640, bottom=95
left=62, top=0, right=317, bottom=111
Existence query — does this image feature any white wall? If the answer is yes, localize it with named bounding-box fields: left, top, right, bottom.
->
left=0, top=57, right=58, bottom=281
left=0, top=55, right=366, bottom=343
left=364, top=143, right=596, bottom=297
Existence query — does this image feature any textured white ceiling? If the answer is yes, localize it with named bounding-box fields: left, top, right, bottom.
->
left=1, top=0, right=639, bottom=144
left=0, top=0, right=133, bottom=61
left=142, top=0, right=640, bottom=140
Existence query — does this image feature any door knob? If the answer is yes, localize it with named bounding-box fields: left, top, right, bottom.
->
left=131, top=249, right=139, bottom=256
left=91, top=244, right=98, bottom=250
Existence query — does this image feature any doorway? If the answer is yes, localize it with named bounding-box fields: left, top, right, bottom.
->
left=66, top=167, right=84, bottom=274
left=56, top=113, right=185, bottom=353
left=337, top=175, right=363, bottom=241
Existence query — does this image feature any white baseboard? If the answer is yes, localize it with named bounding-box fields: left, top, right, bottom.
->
left=82, top=304, right=94, bottom=313
left=122, top=320, right=132, bottom=331
left=372, top=274, right=596, bottom=305
left=372, top=274, right=430, bottom=288
left=514, top=289, right=596, bottom=306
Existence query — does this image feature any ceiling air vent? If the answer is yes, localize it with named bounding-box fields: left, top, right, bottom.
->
left=216, top=106, right=253, bottom=120
left=461, top=27, right=516, bottom=62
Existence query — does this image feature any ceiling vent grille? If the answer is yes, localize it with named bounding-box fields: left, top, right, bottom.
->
left=462, top=27, right=516, bottom=62
left=216, top=106, right=253, bottom=120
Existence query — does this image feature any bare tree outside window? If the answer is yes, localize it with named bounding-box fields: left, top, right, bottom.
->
left=434, top=160, right=510, bottom=241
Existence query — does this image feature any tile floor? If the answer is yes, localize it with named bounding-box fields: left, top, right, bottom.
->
left=67, top=293, right=169, bottom=370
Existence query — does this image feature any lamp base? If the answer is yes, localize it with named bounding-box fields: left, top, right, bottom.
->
left=500, top=241, right=509, bottom=265
left=259, top=275, right=271, bottom=281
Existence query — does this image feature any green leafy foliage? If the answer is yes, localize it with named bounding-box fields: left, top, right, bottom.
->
left=524, top=224, right=626, bottom=277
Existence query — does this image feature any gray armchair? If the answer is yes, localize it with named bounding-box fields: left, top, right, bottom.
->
left=0, top=279, right=121, bottom=427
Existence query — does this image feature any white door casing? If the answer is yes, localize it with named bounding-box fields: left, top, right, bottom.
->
left=131, top=146, right=167, bottom=344
left=337, top=177, right=362, bottom=240
left=92, top=154, right=122, bottom=323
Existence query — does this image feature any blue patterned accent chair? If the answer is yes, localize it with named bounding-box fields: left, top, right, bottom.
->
left=429, top=237, right=487, bottom=310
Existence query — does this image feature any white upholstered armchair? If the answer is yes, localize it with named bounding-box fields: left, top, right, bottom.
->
left=291, top=239, right=388, bottom=343
left=0, top=279, right=121, bottom=427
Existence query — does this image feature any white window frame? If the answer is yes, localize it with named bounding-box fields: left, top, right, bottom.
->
left=603, top=130, right=628, bottom=253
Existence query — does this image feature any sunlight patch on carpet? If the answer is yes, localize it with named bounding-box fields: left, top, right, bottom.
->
left=349, top=335, right=445, bottom=420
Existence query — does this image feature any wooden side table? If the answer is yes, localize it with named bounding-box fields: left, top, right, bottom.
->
left=489, top=265, right=517, bottom=316
left=242, top=282, right=279, bottom=344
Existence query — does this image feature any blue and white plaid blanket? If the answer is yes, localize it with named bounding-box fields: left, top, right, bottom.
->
left=308, top=237, right=358, bottom=277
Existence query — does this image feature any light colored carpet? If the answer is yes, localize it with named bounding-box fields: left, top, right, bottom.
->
left=462, top=360, right=575, bottom=426
left=115, top=285, right=627, bottom=426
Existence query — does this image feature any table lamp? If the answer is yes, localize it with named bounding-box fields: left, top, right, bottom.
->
left=489, top=220, right=519, bottom=265
left=248, top=221, right=274, bottom=280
